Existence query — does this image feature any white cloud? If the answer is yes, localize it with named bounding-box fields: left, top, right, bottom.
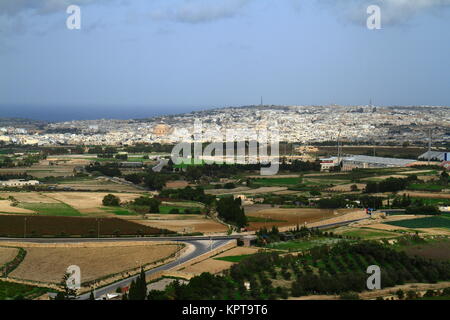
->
left=316, top=0, right=450, bottom=25
left=149, top=0, right=253, bottom=24
left=0, top=0, right=110, bottom=16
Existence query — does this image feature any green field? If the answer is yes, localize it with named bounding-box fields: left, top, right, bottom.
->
left=246, top=216, right=285, bottom=223
left=214, top=254, right=254, bottom=263
left=101, top=207, right=137, bottom=216
left=0, top=280, right=48, bottom=300
left=386, top=216, right=450, bottom=229
left=407, top=183, right=444, bottom=192
left=417, top=295, right=450, bottom=300
left=159, top=205, right=201, bottom=214
left=410, top=197, right=450, bottom=206
left=251, top=177, right=302, bottom=187
left=18, top=202, right=82, bottom=216
left=266, top=237, right=343, bottom=251
left=338, top=228, right=399, bottom=239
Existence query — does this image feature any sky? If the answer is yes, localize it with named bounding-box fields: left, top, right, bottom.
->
left=0, top=0, right=449, bottom=121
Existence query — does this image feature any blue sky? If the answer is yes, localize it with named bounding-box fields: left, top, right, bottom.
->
left=0, top=0, right=449, bottom=120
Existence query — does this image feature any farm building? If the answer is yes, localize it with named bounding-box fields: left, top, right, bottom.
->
left=319, top=157, right=341, bottom=171
left=0, top=179, right=40, bottom=187
left=441, top=161, right=450, bottom=171
left=320, top=155, right=417, bottom=171
left=119, top=161, right=143, bottom=168
left=419, top=151, right=450, bottom=161
left=341, top=155, right=417, bottom=171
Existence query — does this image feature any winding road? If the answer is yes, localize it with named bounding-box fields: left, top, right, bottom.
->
left=0, top=236, right=235, bottom=300
left=0, top=215, right=368, bottom=300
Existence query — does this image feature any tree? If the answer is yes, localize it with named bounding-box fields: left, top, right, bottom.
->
left=115, top=154, right=128, bottom=160
left=216, top=196, right=247, bottom=229
left=144, top=172, right=167, bottom=190
left=128, top=268, right=147, bottom=300
left=441, top=171, right=449, bottom=186
left=185, top=166, right=202, bottom=182
left=54, top=272, right=78, bottom=300
left=102, top=194, right=120, bottom=206
left=134, top=196, right=161, bottom=213
left=396, top=289, right=405, bottom=300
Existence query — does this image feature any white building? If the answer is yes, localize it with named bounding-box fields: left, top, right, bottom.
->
left=0, top=179, right=40, bottom=187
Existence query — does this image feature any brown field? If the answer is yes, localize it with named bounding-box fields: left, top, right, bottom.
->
left=396, top=191, right=450, bottom=199
left=402, top=240, right=450, bottom=261
left=57, top=181, right=143, bottom=192
left=328, top=183, right=367, bottom=192
left=214, top=246, right=260, bottom=258
left=272, top=190, right=304, bottom=195
left=0, top=247, right=18, bottom=266
left=0, top=200, right=34, bottom=214
left=371, top=191, right=450, bottom=199
left=181, top=258, right=232, bottom=275
left=205, top=187, right=251, bottom=195
left=9, top=242, right=180, bottom=284
left=46, top=192, right=142, bottom=214
left=244, top=204, right=360, bottom=231
left=0, top=215, right=173, bottom=237
left=165, top=180, right=189, bottom=189
left=0, top=159, right=85, bottom=178
left=363, top=223, right=411, bottom=231
left=245, top=174, right=300, bottom=179
left=362, top=174, right=407, bottom=181
left=128, top=214, right=228, bottom=234
left=0, top=192, right=144, bottom=215
left=0, top=192, right=59, bottom=203
left=181, top=246, right=260, bottom=276
left=207, top=186, right=288, bottom=196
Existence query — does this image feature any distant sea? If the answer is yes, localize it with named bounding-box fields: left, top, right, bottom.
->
left=0, top=105, right=218, bottom=122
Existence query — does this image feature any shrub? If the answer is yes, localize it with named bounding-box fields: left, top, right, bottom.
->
left=102, top=194, right=120, bottom=207
left=339, top=292, right=360, bottom=300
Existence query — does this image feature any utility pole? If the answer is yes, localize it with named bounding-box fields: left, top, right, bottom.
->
left=373, top=140, right=376, bottom=157
left=24, top=217, right=27, bottom=238
left=337, top=128, right=342, bottom=166
left=97, top=218, right=100, bottom=238
left=428, top=129, right=432, bottom=165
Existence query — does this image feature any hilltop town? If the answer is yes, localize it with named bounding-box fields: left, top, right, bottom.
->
left=1, top=105, right=449, bottom=146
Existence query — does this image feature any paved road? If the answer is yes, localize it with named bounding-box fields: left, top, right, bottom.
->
left=0, top=216, right=366, bottom=300
left=0, top=235, right=241, bottom=243
left=77, top=239, right=232, bottom=300
left=0, top=236, right=234, bottom=300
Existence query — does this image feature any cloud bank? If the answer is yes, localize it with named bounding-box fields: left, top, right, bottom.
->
left=316, top=0, right=450, bottom=25
left=0, top=0, right=109, bottom=16
left=149, top=0, right=253, bottom=24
